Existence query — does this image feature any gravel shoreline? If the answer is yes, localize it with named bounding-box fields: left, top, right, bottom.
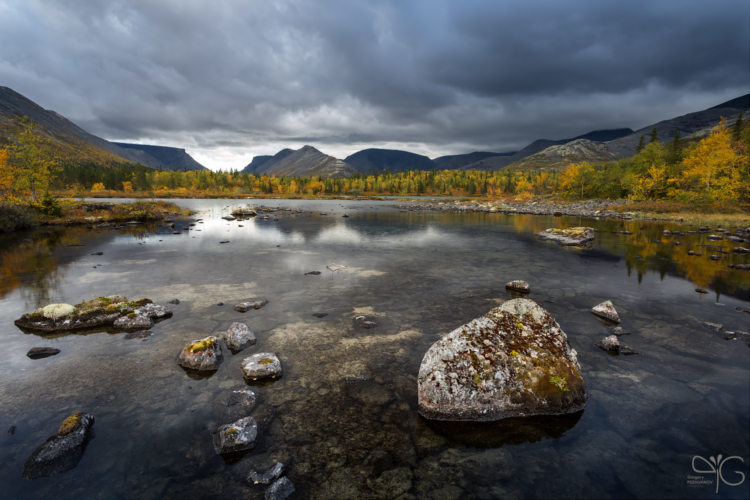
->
left=395, top=199, right=639, bottom=220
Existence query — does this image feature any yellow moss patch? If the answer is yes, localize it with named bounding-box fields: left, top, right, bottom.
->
left=186, top=337, right=216, bottom=353
left=58, top=411, right=84, bottom=436
left=259, top=358, right=274, bottom=365
left=225, top=427, right=238, bottom=435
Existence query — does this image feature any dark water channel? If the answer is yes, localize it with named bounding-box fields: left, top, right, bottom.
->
left=0, top=199, right=748, bottom=499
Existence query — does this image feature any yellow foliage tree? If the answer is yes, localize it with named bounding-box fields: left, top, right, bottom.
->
left=122, top=181, right=134, bottom=192
left=0, top=148, right=18, bottom=201
left=559, top=162, right=594, bottom=198
left=7, top=117, right=58, bottom=202
left=630, top=163, right=670, bottom=201
left=680, top=118, right=747, bottom=202
left=91, top=182, right=106, bottom=194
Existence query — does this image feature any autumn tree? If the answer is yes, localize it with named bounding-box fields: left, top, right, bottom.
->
left=680, top=118, right=747, bottom=202
left=7, top=117, right=58, bottom=202
left=0, top=148, right=18, bottom=201
left=559, top=162, right=594, bottom=198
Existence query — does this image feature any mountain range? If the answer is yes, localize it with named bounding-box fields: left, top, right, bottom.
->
left=3, top=85, right=747, bottom=178
left=0, top=87, right=206, bottom=171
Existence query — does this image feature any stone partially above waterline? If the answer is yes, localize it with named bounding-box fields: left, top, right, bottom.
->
left=591, top=300, right=621, bottom=323
left=211, top=416, right=258, bottom=454
left=241, top=352, right=283, bottom=380
left=178, top=336, right=223, bottom=371
left=233, top=300, right=269, bottom=313
left=418, top=298, right=586, bottom=422
left=22, top=412, right=95, bottom=479
left=505, top=280, right=530, bottom=293
left=535, top=227, right=595, bottom=246
left=225, top=322, right=256, bottom=351
left=14, top=296, right=166, bottom=332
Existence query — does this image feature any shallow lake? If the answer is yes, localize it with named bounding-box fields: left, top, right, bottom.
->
left=0, top=199, right=748, bottom=499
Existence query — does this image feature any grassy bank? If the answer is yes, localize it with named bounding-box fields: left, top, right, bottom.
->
left=0, top=199, right=192, bottom=232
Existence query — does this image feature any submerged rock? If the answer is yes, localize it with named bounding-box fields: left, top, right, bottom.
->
left=213, top=389, right=258, bottom=426
left=701, top=322, right=723, bottom=332
left=734, top=247, right=749, bottom=254
left=608, top=326, right=631, bottom=336
left=249, top=462, right=286, bottom=484
left=241, top=353, right=282, bottom=380
left=212, top=416, right=258, bottom=454
left=266, top=477, right=295, bottom=500
left=22, top=412, right=94, bottom=479
left=536, top=227, right=595, bottom=246
left=113, top=314, right=154, bottom=330
left=178, top=336, right=223, bottom=371
left=168, top=299, right=180, bottom=305
left=225, top=322, right=256, bottom=351
left=505, top=280, right=530, bottom=293
left=233, top=300, right=269, bottom=313
left=355, top=315, right=378, bottom=329
left=591, top=300, right=621, bottom=323
left=305, top=271, right=321, bottom=275
left=26, top=347, right=61, bottom=359
left=418, top=298, right=586, bottom=421
left=14, top=296, right=158, bottom=332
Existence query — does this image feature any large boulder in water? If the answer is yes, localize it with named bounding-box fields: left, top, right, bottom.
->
left=225, top=322, right=256, bottom=351
left=22, top=412, right=95, bottom=479
left=211, top=416, right=258, bottom=454
left=418, top=299, right=586, bottom=421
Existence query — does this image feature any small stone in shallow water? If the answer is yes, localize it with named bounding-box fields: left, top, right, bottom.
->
left=591, top=300, right=621, bottom=323
left=694, top=288, right=709, bottom=294
left=178, top=336, right=223, bottom=371
left=608, top=326, right=631, bottom=336
left=233, top=300, right=268, bottom=312
left=355, top=315, right=378, bottom=329
left=213, top=389, right=257, bottom=425
left=168, top=299, right=180, bottom=304
left=225, top=322, right=256, bottom=351
left=312, top=313, right=328, bottom=318
left=265, top=477, right=295, bottom=500
left=595, top=335, right=620, bottom=352
left=505, top=280, right=530, bottom=293
left=249, top=462, right=286, bottom=484
left=701, top=322, right=723, bottom=332
left=211, top=416, right=258, bottom=454
left=26, top=347, right=60, bottom=359
left=123, top=330, right=153, bottom=340
left=216, top=302, right=224, bottom=306
left=305, top=271, right=321, bottom=275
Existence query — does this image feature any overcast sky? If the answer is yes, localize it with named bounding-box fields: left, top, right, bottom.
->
left=1, top=0, right=748, bottom=170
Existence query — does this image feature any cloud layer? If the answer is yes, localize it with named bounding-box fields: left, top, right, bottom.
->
left=1, top=0, right=748, bottom=169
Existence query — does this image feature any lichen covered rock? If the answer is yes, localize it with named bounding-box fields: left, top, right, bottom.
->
left=266, top=477, right=295, bottom=500
left=134, top=303, right=172, bottom=319
left=241, top=352, right=282, bottom=380
left=536, top=227, right=595, bottom=246
left=591, top=300, right=621, bottom=323
left=595, top=335, right=620, bottom=351
left=113, top=314, right=154, bottom=330
left=418, top=298, right=586, bottom=421
left=211, top=416, right=258, bottom=454
left=225, top=322, right=256, bottom=351
left=22, top=412, right=95, bottom=479
left=15, top=296, right=159, bottom=332
left=178, top=336, right=223, bottom=371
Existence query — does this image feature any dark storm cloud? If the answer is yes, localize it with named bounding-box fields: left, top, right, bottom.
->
left=0, top=0, right=747, bottom=168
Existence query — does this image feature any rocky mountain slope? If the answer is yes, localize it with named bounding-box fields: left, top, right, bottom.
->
left=433, top=151, right=514, bottom=170
left=344, top=148, right=435, bottom=174
left=262, top=146, right=357, bottom=178
left=459, top=128, right=633, bottom=171
left=242, top=149, right=295, bottom=174
left=507, top=139, right=618, bottom=171
left=606, top=94, right=749, bottom=157
left=113, top=143, right=207, bottom=171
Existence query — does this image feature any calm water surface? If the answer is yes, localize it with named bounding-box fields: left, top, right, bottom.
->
left=0, top=199, right=748, bottom=499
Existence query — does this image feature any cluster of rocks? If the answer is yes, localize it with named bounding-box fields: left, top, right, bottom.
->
left=15, top=296, right=173, bottom=333
left=701, top=322, right=750, bottom=347
left=591, top=301, right=639, bottom=355
left=396, top=199, right=637, bottom=219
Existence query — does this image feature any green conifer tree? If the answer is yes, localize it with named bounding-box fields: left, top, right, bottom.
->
left=636, top=134, right=645, bottom=153
left=649, top=127, right=659, bottom=144
left=732, top=110, right=744, bottom=143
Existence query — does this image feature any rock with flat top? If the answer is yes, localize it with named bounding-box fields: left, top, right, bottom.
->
left=113, top=314, right=153, bottom=330
left=595, top=335, right=620, bottom=351
left=266, top=477, right=295, bottom=500
left=536, top=227, right=595, bottom=246
left=241, top=352, right=282, bottom=380
left=418, top=298, right=586, bottom=422
left=591, top=300, right=621, bottom=323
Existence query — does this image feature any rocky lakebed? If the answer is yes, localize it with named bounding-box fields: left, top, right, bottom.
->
left=0, top=198, right=748, bottom=499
